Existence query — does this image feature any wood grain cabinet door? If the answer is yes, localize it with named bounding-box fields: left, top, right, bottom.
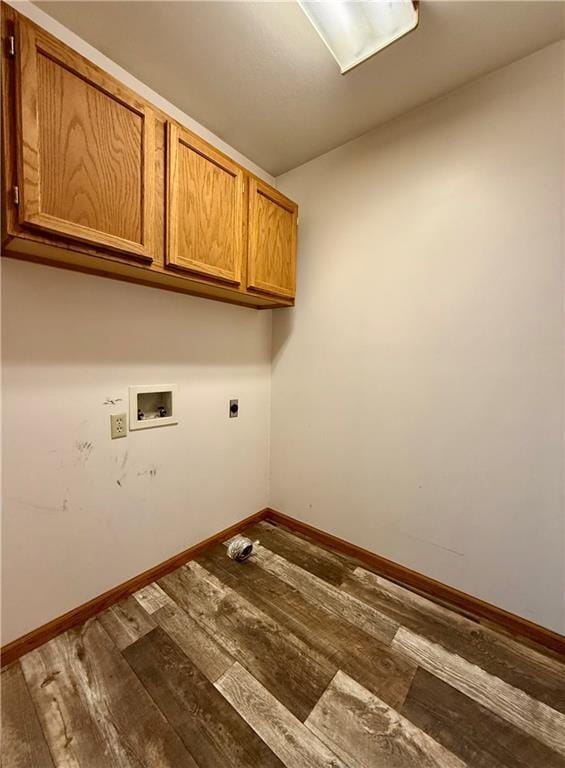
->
left=15, top=20, right=155, bottom=261
left=247, top=179, right=297, bottom=299
left=166, top=122, right=244, bottom=285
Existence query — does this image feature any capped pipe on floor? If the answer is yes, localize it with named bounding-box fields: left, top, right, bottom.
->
left=226, top=536, right=257, bottom=562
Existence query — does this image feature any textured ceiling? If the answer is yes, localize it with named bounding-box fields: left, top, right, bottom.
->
left=35, top=1, right=565, bottom=175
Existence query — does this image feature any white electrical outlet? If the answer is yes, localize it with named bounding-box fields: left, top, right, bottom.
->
left=110, top=413, right=127, bottom=439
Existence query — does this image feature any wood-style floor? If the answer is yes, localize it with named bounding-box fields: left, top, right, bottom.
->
left=2, top=520, right=565, bottom=767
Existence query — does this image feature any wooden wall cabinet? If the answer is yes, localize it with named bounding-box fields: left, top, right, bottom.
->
left=16, top=20, right=155, bottom=262
left=2, top=7, right=297, bottom=309
left=248, top=179, right=297, bottom=299
left=166, top=123, right=244, bottom=285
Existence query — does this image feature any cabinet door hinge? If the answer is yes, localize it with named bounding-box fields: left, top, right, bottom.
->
left=6, top=35, right=15, bottom=58
left=12, top=185, right=19, bottom=205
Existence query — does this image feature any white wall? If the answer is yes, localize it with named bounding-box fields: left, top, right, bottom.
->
left=2, top=262, right=272, bottom=644
left=1, top=1, right=273, bottom=645
left=273, top=42, right=565, bottom=634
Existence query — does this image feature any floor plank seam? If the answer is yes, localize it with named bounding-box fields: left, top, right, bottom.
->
left=4, top=519, right=564, bottom=768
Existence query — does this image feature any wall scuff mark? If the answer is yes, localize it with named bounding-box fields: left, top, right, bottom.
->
left=74, top=441, right=94, bottom=465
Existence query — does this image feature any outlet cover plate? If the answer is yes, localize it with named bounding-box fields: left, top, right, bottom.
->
left=110, top=413, right=127, bottom=439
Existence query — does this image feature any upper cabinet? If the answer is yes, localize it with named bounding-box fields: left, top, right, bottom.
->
left=15, top=21, right=155, bottom=261
left=166, top=122, right=244, bottom=285
left=247, top=179, right=297, bottom=299
left=2, top=8, right=297, bottom=309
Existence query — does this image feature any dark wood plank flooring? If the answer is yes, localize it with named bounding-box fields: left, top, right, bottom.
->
left=2, top=520, right=565, bottom=767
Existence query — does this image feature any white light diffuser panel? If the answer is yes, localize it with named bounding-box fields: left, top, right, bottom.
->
left=299, top=0, right=419, bottom=74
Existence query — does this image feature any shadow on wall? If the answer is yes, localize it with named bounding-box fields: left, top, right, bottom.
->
left=1, top=259, right=272, bottom=367
left=271, top=304, right=295, bottom=366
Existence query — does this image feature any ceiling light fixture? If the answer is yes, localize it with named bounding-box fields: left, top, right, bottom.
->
left=298, top=0, right=419, bottom=74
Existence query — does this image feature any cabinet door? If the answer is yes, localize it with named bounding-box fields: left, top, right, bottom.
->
left=166, top=122, right=244, bottom=285
left=16, top=19, right=155, bottom=261
left=247, top=179, right=297, bottom=299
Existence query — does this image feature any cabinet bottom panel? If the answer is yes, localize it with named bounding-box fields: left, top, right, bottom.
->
left=3, top=237, right=294, bottom=310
